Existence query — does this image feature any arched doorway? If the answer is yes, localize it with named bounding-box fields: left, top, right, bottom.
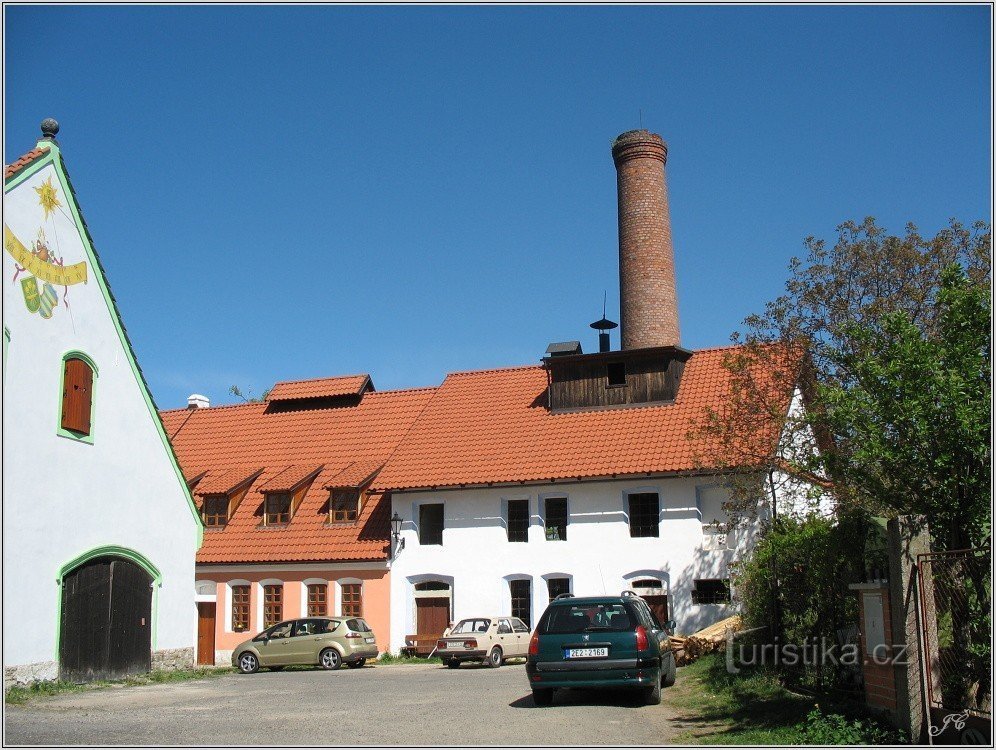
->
left=414, top=580, right=451, bottom=646
left=632, top=578, right=670, bottom=625
left=59, top=554, right=154, bottom=681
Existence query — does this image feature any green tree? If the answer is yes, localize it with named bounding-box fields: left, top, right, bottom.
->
left=696, top=218, right=991, bottom=551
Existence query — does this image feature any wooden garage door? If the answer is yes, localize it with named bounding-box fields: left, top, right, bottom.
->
left=416, top=597, right=450, bottom=640
left=60, top=557, right=152, bottom=682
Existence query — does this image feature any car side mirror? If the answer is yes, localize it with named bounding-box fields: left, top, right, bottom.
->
left=666, top=620, right=676, bottom=631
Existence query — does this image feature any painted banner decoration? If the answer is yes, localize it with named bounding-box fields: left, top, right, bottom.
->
left=4, top=224, right=88, bottom=286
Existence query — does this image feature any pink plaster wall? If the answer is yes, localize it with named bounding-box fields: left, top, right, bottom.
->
left=198, top=568, right=391, bottom=658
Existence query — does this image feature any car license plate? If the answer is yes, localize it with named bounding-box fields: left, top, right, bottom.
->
left=565, top=647, right=608, bottom=659
left=365, top=637, right=375, bottom=644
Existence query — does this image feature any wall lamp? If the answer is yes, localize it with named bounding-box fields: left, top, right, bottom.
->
left=391, top=512, right=405, bottom=553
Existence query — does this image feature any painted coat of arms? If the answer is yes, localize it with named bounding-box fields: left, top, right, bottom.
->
left=4, top=175, right=88, bottom=319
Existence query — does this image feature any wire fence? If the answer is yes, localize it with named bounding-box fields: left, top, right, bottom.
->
left=917, top=547, right=992, bottom=718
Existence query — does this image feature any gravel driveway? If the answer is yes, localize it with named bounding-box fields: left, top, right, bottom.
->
left=4, top=662, right=687, bottom=745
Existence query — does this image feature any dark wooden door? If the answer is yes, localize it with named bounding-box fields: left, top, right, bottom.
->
left=60, top=557, right=152, bottom=681
left=643, top=595, right=670, bottom=626
left=416, top=597, right=450, bottom=641
left=196, top=603, right=216, bottom=665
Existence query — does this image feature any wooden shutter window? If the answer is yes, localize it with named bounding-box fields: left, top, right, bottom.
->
left=61, top=358, right=93, bottom=435
left=341, top=583, right=362, bottom=618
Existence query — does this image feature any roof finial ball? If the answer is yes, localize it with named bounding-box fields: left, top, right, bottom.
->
left=40, top=118, right=60, bottom=141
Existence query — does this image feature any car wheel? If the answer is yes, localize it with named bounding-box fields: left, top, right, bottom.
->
left=347, top=658, right=366, bottom=669
left=644, top=674, right=662, bottom=705
left=237, top=652, right=259, bottom=674
left=486, top=646, right=504, bottom=668
left=319, top=648, right=342, bottom=671
left=662, top=654, right=677, bottom=687
left=446, top=659, right=461, bottom=669
left=532, top=688, right=553, bottom=707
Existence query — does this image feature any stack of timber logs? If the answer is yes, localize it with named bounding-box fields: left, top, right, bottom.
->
left=668, top=615, right=742, bottom=667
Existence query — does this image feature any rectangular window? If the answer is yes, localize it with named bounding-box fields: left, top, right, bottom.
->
left=606, top=361, right=627, bottom=387
left=419, top=503, right=444, bottom=546
left=628, top=492, right=660, bottom=538
left=544, top=497, right=568, bottom=541
left=202, top=496, right=228, bottom=527
left=341, top=583, right=362, bottom=618
left=265, top=493, right=291, bottom=525
left=307, top=583, right=328, bottom=617
left=506, top=499, right=529, bottom=543
left=330, top=489, right=359, bottom=523
left=231, top=585, right=250, bottom=632
left=510, top=579, right=531, bottom=628
left=692, top=579, right=731, bottom=605
left=547, top=577, right=570, bottom=602
left=61, top=357, right=94, bottom=435
left=263, top=584, right=283, bottom=627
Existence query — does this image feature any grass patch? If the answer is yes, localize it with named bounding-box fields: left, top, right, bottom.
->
left=372, top=653, right=443, bottom=666
left=5, top=667, right=233, bottom=705
left=670, top=654, right=905, bottom=745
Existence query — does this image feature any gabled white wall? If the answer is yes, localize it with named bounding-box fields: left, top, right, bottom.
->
left=2, top=156, right=200, bottom=677
left=389, top=476, right=764, bottom=651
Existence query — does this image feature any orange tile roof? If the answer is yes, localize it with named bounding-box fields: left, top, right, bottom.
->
left=160, top=387, right=436, bottom=564
left=258, top=464, right=324, bottom=493
left=267, top=374, right=372, bottom=401
left=324, top=460, right=384, bottom=489
left=372, top=345, right=798, bottom=491
left=4, top=147, right=49, bottom=181
left=195, top=466, right=264, bottom=496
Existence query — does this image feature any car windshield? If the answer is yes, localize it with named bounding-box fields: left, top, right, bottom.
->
left=450, top=619, right=490, bottom=634
left=541, top=604, right=634, bottom=634
left=346, top=618, right=372, bottom=633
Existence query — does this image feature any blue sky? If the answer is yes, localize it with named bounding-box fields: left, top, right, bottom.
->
left=5, top=5, right=991, bottom=407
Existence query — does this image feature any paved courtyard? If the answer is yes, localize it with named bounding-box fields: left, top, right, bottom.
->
left=5, top=662, right=688, bottom=745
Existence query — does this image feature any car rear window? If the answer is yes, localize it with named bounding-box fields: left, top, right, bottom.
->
left=540, top=603, right=634, bottom=634
left=450, top=619, right=490, bottom=634
left=346, top=618, right=372, bottom=632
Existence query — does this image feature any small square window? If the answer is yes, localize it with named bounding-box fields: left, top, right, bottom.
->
left=692, top=579, right=731, bottom=605
left=544, top=497, right=568, bottom=541
left=307, top=584, right=328, bottom=617
left=265, top=493, right=291, bottom=525
left=419, top=504, right=444, bottom=545
left=330, top=489, right=359, bottom=523
left=202, top=496, right=228, bottom=527
left=606, top=361, right=627, bottom=387
left=507, top=499, right=529, bottom=542
left=341, top=583, right=362, bottom=617
left=628, top=492, right=660, bottom=538
left=547, top=577, right=570, bottom=602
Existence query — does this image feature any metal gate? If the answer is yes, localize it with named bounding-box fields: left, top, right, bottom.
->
left=60, top=556, right=153, bottom=682
left=916, top=547, right=992, bottom=743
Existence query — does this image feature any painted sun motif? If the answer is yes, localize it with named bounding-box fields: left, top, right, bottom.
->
left=34, top=176, right=62, bottom=220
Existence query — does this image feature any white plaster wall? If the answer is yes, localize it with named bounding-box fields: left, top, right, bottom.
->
left=2, top=161, right=199, bottom=670
left=388, top=476, right=761, bottom=651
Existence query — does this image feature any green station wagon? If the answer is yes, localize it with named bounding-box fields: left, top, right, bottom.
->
left=233, top=617, right=378, bottom=673
left=525, top=592, right=677, bottom=706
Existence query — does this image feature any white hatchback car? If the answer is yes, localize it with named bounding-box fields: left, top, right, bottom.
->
left=436, top=616, right=531, bottom=667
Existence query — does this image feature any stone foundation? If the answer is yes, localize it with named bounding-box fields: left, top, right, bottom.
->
left=152, top=647, right=195, bottom=672
left=215, top=649, right=234, bottom=667
left=4, top=660, right=58, bottom=691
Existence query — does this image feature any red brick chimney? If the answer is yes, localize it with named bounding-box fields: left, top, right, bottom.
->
left=612, top=129, right=680, bottom=350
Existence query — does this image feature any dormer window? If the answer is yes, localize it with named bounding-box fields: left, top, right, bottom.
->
left=202, top=496, right=229, bottom=527
left=330, top=489, right=360, bottom=523
left=264, top=493, right=292, bottom=525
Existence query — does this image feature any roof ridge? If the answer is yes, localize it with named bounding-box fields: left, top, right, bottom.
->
left=4, top=146, right=49, bottom=181
left=445, top=363, right=542, bottom=378
left=363, top=385, right=438, bottom=396
left=271, top=373, right=369, bottom=386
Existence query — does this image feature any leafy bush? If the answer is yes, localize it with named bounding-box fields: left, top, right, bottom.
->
left=801, top=707, right=905, bottom=745
left=733, top=512, right=883, bottom=688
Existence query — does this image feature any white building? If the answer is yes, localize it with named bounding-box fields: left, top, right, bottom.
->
left=2, top=121, right=202, bottom=687
left=373, top=350, right=799, bottom=652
